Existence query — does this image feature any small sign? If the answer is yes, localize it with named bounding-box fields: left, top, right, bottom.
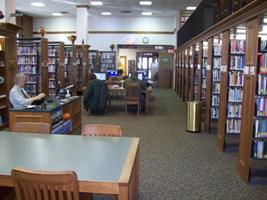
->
left=221, top=65, right=228, bottom=72
left=249, top=66, right=255, bottom=75
left=197, top=64, right=201, bottom=70
left=244, top=66, right=249, bottom=75
left=207, top=65, right=211, bottom=70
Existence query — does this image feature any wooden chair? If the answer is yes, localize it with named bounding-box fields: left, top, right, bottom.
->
left=125, top=83, right=140, bottom=115
left=81, top=124, right=122, bottom=137
left=11, top=168, right=79, bottom=200
left=11, top=122, right=50, bottom=134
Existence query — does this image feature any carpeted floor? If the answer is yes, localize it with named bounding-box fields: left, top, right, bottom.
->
left=82, top=89, right=267, bottom=200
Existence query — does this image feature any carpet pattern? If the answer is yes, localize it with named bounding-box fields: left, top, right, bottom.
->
left=82, top=89, right=267, bottom=200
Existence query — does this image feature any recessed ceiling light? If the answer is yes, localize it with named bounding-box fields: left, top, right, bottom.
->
left=52, top=12, right=63, bottom=16
left=101, top=12, right=111, bottom=16
left=142, top=12, right=152, bottom=16
left=90, top=1, right=103, bottom=6
left=186, top=6, right=196, bottom=10
left=139, top=1, right=152, bottom=6
left=30, top=2, right=45, bottom=7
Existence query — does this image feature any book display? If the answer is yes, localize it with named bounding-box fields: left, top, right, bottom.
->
left=99, top=51, right=116, bottom=72
left=17, top=38, right=48, bottom=96
left=0, top=23, right=20, bottom=130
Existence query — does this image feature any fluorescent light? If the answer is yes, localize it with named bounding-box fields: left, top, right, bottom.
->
left=30, top=2, right=45, bottom=7
left=186, top=6, right=196, bottom=10
left=236, top=29, right=246, bottom=33
left=142, top=12, right=152, bottom=16
left=139, top=1, right=152, bottom=6
left=264, top=18, right=267, bottom=23
left=101, top=12, right=111, bottom=16
left=52, top=12, right=63, bottom=16
left=90, top=1, right=103, bottom=6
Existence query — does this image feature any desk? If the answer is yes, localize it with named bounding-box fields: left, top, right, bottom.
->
left=9, top=96, right=81, bottom=134
left=0, top=132, right=139, bottom=200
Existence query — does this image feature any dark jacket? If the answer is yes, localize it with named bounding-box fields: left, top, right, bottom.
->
left=83, top=79, right=108, bottom=112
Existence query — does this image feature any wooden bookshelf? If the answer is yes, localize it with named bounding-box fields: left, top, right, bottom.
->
left=58, top=42, right=65, bottom=88
left=0, top=23, right=20, bottom=130
left=64, top=45, right=73, bottom=87
left=181, top=50, right=185, bottom=100
left=197, top=42, right=203, bottom=102
left=184, top=48, right=190, bottom=101
left=99, top=51, right=116, bottom=71
left=189, top=45, right=195, bottom=101
left=178, top=51, right=182, bottom=97
left=88, top=50, right=100, bottom=73
left=193, top=44, right=199, bottom=101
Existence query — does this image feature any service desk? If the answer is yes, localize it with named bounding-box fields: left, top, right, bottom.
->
left=0, top=132, right=140, bottom=200
left=9, top=96, right=81, bottom=134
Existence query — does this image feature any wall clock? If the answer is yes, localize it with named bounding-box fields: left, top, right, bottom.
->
left=142, top=36, right=149, bottom=44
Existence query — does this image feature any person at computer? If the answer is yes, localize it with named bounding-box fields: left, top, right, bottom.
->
left=9, top=73, right=46, bottom=108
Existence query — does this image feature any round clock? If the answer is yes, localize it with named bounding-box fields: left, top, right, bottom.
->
left=142, top=37, right=149, bottom=44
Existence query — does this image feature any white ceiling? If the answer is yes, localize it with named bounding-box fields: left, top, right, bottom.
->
left=15, top=0, right=201, bottom=17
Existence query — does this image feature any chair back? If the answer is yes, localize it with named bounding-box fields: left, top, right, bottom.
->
left=11, top=168, right=79, bottom=200
left=81, top=124, right=122, bottom=137
left=125, top=83, right=140, bottom=101
left=12, top=122, right=50, bottom=134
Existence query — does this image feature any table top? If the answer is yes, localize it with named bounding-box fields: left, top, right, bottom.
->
left=0, top=131, right=139, bottom=182
left=9, top=96, right=80, bottom=113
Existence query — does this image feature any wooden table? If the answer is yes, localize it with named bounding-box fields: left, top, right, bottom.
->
left=9, top=96, right=81, bottom=134
left=0, top=132, right=139, bottom=200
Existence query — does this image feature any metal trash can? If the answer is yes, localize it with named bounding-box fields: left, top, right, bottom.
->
left=186, top=101, right=202, bottom=133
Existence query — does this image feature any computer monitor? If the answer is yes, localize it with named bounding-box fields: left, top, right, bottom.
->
left=95, top=73, right=107, bottom=81
left=107, top=70, right=118, bottom=77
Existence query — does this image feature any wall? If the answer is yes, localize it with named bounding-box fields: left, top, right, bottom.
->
left=33, top=16, right=176, bottom=51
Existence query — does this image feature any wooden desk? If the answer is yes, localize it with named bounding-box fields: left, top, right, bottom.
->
left=0, top=132, right=140, bottom=200
left=9, top=96, right=81, bottom=134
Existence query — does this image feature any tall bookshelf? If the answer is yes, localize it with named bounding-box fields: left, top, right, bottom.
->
left=193, top=44, right=199, bottom=101
left=181, top=50, right=185, bottom=100
left=88, top=50, right=100, bottom=72
left=188, top=46, right=194, bottom=101
left=202, top=41, right=208, bottom=121
left=64, top=45, right=73, bottom=87
left=237, top=16, right=267, bottom=183
left=197, top=42, right=203, bottom=102
left=210, top=35, right=222, bottom=132
left=99, top=51, right=116, bottom=72
left=0, top=23, right=20, bottom=130
left=17, top=38, right=48, bottom=96
left=184, top=48, right=190, bottom=101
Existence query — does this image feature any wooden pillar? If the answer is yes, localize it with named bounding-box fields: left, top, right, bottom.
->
left=197, top=42, right=203, bottom=102
left=184, top=48, right=190, bottom=101
left=72, top=45, right=77, bottom=94
left=216, top=30, right=230, bottom=151
left=58, top=42, right=65, bottom=88
left=205, top=37, right=213, bottom=132
left=181, top=50, right=185, bottom=100
left=237, top=17, right=259, bottom=183
left=41, top=38, right=48, bottom=95
left=189, top=45, right=195, bottom=101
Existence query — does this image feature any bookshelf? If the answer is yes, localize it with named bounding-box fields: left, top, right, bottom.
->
left=193, top=44, right=199, bottom=101
left=202, top=41, right=208, bottom=121
left=88, top=50, right=100, bottom=72
left=197, top=42, right=203, bottom=102
left=181, top=50, right=185, bottom=100
left=188, top=46, right=194, bottom=101
left=184, top=48, right=190, bottom=101
left=17, top=38, right=48, bottom=96
left=0, top=23, right=20, bottom=130
left=99, top=51, right=116, bottom=72
left=64, top=45, right=73, bottom=87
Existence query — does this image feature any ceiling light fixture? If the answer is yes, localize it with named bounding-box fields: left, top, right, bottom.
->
left=101, top=12, right=111, bottom=16
left=90, top=1, right=103, bottom=6
left=186, top=6, right=196, bottom=10
left=139, top=1, right=152, bottom=6
left=52, top=12, right=63, bottom=16
left=30, top=2, right=45, bottom=7
left=142, top=11, right=152, bottom=16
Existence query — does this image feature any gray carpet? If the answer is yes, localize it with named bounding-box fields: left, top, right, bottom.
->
left=82, top=89, right=267, bottom=200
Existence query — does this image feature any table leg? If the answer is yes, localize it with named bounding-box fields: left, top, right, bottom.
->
left=119, top=184, right=129, bottom=200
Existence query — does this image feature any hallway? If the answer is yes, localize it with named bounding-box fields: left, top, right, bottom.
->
left=82, top=89, right=267, bottom=200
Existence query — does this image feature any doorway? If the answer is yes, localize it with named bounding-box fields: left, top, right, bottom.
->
left=136, top=52, right=159, bottom=79
left=119, top=56, right=127, bottom=75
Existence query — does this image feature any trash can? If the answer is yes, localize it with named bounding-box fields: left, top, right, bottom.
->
left=186, top=101, right=202, bottom=133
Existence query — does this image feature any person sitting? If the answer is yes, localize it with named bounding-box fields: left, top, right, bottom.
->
left=83, top=73, right=109, bottom=114
left=9, top=73, right=46, bottom=108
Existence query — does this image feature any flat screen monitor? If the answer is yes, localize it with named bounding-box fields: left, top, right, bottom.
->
left=95, top=73, right=107, bottom=81
left=107, top=70, right=118, bottom=77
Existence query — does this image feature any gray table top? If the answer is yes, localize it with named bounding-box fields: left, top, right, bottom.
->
left=9, top=96, right=80, bottom=113
left=0, top=131, right=136, bottom=182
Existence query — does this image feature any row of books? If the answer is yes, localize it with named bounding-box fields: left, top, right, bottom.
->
left=203, top=48, right=208, bottom=58
left=252, top=141, right=267, bottom=159
left=228, top=88, right=243, bottom=102
left=256, top=98, right=267, bottom=117
left=17, top=47, right=38, bottom=55
left=212, top=95, right=220, bottom=106
left=48, top=57, right=56, bottom=65
left=211, top=107, right=219, bottom=119
left=230, top=40, right=246, bottom=54
left=213, top=70, right=221, bottom=81
left=259, top=53, right=267, bottom=74
left=255, top=119, right=267, bottom=138
left=226, top=119, right=241, bottom=134
left=48, top=49, right=57, bottom=56
left=227, top=104, right=242, bottom=118
left=260, top=40, right=267, bottom=52
left=212, top=83, right=220, bottom=94
left=213, top=45, right=222, bottom=56
left=18, top=66, right=37, bottom=74
left=258, top=74, right=267, bottom=95
left=202, top=79, right=207, bottom=89
left=18, top=57, right=37, bottom=65
left=229, top=71, right=244, bottom=86
left=213, top=57, right=221, bottom=69
left=48, top=65, right=56, bottom=73
left=230, top=56, right=245, bottom=70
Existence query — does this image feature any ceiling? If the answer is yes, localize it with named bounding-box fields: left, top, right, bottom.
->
left=15, top=0, right=201, bottom=17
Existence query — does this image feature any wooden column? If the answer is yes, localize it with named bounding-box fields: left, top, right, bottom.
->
left=237, top=17, right=259, bottom=183
left=41, top=38, right=48, bottom=95
left=178, top=51, right=182, bottom=98
left=181, top=50, right=185, bottom=100
left=189, top=45, right=195, bottom=101
left=197, top=42, right=203, bottom=102
left=184, top=48, right=190, bottom=102
left=205, top=37, right=213, bottom=132
left=216, top=30, right=230, bottom=151
left=72, top=45, right=77, bottom=94
left=58, top=42, right=65, bottom=88
left=83, top=45, right=89, bottom=88
left=175, top=50, right=179, bottom=94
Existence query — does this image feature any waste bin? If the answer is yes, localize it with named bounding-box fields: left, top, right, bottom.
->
left=186, top=101, right=202, bottom=133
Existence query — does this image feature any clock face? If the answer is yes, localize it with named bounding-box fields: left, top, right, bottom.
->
left=142, top=37, right=149, bottom=44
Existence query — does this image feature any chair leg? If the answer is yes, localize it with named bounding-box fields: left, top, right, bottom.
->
left=125, top=104, right=128, bottom=115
